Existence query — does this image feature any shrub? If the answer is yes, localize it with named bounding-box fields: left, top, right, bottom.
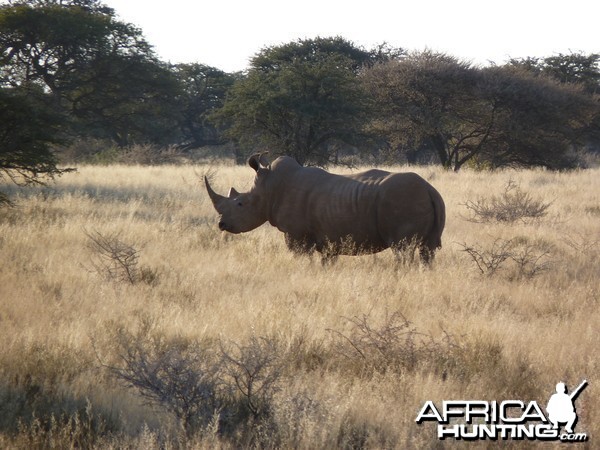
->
left=85, top=230, right=158, bottom=285
left=458, top=237, right=553, bottom=278
left=220, top=335, right=283, bottom=420
left=85, top=230, right=141, bottom=284
left=326, top=310, right=542, bottom=398
left=463, top=179, right=551, bottom=223
left=103, top=321, right=285, bottom=438
left=327, top=310, right=459, bottom=376
left=105, top=321, right=225, bottom=433
left=116, top=144, right=184, bottom=166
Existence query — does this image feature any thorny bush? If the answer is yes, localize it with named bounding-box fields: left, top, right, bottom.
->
left=463, top=179, right=552, bottom=223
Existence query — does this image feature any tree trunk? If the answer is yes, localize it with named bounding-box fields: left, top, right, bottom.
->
left=430, top=134, right=450, bottom=168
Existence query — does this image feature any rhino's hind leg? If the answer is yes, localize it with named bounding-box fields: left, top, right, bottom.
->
left=419, top=243, right=435, bottom=265
left=390, top=236, right=436, bottom=266
left=419, top=231, right=443, bottom=266
left=389, top=236, right=417, bottom=264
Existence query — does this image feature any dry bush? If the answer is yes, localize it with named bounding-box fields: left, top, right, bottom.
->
left=59, top=141, right=186, bottom=165
left=103, top=320, right=286, bottom=439
left=85, top=230, right=141, bottom=284
left=326, top=310, right=542, bottom=399
left=85, top=230, right=158, bottom=285
left=562, top=231, right=599, bottom=256
left=458, top=237, right=552, bottom=278
left=105, top=321, right=225, bottom=433
left=463, top=179, right=552, bottom=223
left=449, top=340, right=542, bottom=400
left=508, top=237, right=554, bottom=279
left=328, top=310, right=459, bottom=376
left=336, top=412, right=387, bottom=450
left=0, top=341, right=113, bottom=449
left=220, top=336, right=283, bottom=420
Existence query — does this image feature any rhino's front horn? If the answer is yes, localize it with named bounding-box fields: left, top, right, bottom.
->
left=204, top=176, right=226, bottom=210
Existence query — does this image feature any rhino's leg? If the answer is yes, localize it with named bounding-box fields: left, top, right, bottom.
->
left=390, top=236, right=419, bottom=265
left=419, top=243, right=435, bottom=265
left=312, top=238, right=341, bottom=266
left=320, top=253, right=338, bottom=266
left=285, top=233, right=316, bottom=255
left=419, top=232, right=442, bottom=266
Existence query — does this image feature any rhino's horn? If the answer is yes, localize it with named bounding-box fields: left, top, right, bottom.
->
left=204, top=176, right=226, bottom=210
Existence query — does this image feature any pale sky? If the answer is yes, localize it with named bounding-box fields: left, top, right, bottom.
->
left=104, top=0, right=598, bottom=72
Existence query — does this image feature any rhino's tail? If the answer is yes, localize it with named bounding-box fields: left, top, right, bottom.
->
left=427, top=186, right=446, bottom=250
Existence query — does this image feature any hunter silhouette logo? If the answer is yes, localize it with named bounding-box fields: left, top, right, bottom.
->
left=547, top=380, right=587, bottom=434
left=416, top=379, right=589, bottom=442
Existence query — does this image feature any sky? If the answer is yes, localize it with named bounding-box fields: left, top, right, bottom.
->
left=104, top=0, right=599, bottom=72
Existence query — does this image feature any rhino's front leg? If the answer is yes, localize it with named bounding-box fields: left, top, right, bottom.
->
left=284, top=233, right=316, bottom=255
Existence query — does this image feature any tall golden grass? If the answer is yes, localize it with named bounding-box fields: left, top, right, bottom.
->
left=0, top=163, right=598, bottom=448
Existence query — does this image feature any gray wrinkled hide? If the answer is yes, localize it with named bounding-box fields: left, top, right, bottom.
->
left=205, top=155, right=445, bottom=262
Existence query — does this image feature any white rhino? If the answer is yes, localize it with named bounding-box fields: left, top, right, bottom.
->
left=205, top=153, right=445, bottom=263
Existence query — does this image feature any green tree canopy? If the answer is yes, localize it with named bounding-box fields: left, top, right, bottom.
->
left=363, top=51, right=483, bottom=169
left=0, top=0, right=122, bottom=92
left=363, top=51, right=597, bottom=170
left=509, top=52, right=600, bottom=95
left=0, top=0, right=181, bottom=147
left=173, top=63, right=236, bottom=150
left=476, top=65, right=596, bottom=169
left=508, top=53, right=600, bottom=153
left=215, top=37, right=382, bottom=166
left=67, top=52, right=182, bottom=146
left=0, top=85, right=71, bottom=204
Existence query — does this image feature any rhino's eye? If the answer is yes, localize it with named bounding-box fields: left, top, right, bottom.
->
left=237, top=201, right=243, bottom=207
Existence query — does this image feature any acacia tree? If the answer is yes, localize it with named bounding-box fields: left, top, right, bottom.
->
left=476, top=65, right=596, bottom=169
left=0, top=0, right=116, bottom=94
left=363, top=51, right=597, bottom=170
left=67, top=52, right=182, bottom=146
left=363, top=51, right=486, bottom=169
left=215, top=37, right=376, bottom=166
left=509, top=52, right=600, bottom=94
left=0, top=85, right=70, bottom=204
left=173, top=63, right=236, bottom=150
left=0, top=0, right=181, bottom=147
left=509, top=53, right=600, bottom=153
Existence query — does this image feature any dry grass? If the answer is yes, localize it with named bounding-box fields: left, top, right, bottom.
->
left=0, top=163, right=598, bottom=448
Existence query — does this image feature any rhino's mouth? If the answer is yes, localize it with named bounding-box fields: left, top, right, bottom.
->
left=218, top=220, right=240, bottom=234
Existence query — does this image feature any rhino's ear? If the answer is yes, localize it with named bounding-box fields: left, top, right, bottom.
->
left=248, top=154, right=261, bottom=172
left=248, top=152, right=271, bottom=172
left=228, top=187, right=239, bottom=198
left=258, top=152, right=271, bottom=170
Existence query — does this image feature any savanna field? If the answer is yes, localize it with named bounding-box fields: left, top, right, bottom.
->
left=0, top=162, right=598, bottom=449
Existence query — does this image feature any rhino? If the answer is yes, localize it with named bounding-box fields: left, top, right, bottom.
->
left=205, top=153, right=445, bottom=263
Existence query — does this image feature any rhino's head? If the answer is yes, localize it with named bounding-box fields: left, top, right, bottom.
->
left=205, top=153, right=272, bottom=234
